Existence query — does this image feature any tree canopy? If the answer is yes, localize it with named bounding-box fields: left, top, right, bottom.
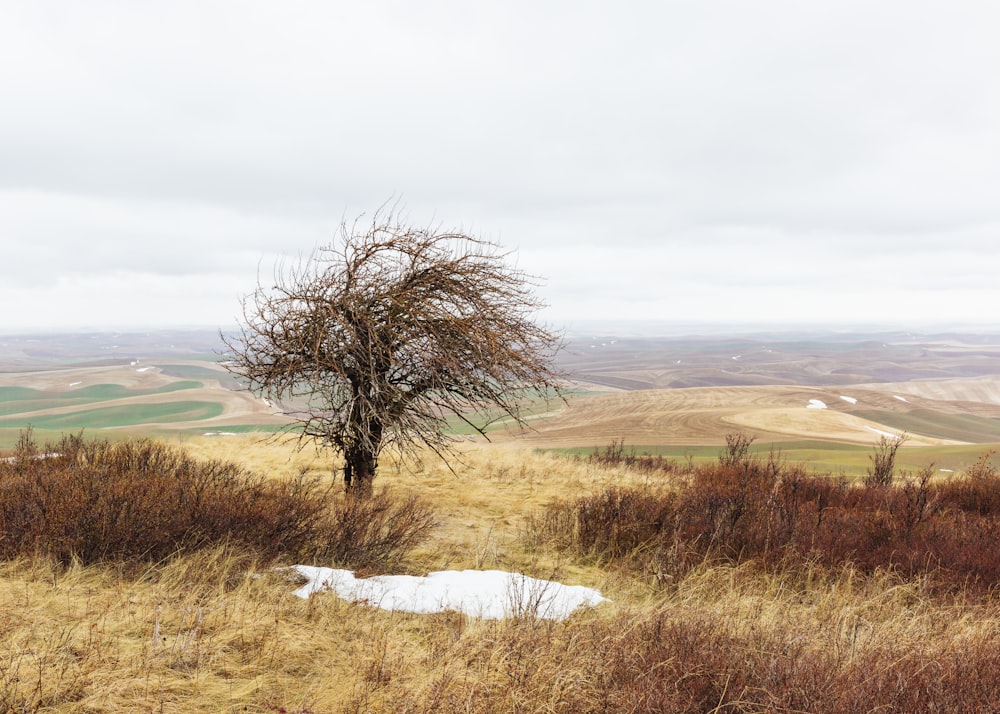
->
left=223, top=210, right=565, bottom=495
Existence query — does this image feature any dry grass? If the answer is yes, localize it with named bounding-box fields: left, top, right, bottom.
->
left=3, top=434, right=1000, bottom=711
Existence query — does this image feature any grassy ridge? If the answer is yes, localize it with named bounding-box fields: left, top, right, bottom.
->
left=554, top=440, right=1000, bottom=477
left=0, top=423, right=291, bottom=449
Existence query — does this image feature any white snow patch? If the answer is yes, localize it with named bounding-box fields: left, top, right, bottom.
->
left=136, top=366, right=154, bottom=373
left=287, top=566, right=609, bottom=621
left=807, top=399, right=827, bottom=409
left=893, top=395, right=910, bottom=403
left=864, top=426, right=904, bottom=440
left=69, top=381, right=82, bottom=387
left=732, top=355, right=741, bottom=360
left=839, top=395, right=857, bottom=404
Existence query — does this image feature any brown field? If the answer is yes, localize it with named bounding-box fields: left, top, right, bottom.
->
left=494, top=381, right=1000, bottom=448
left=485, top=330, right=1000, bottom=451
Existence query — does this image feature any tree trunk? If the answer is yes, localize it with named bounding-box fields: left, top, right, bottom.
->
left=343, top=444, right=377, bottom=498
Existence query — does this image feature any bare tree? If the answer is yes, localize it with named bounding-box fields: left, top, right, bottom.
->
left=222, top=209, right=565, bottom=496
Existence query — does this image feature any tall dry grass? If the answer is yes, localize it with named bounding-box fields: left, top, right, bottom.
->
left=2, top=432, right=1000, bottom=711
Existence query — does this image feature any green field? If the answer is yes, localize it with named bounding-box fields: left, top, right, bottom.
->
left=0, top=401, right=224, bottom=430
left=158, top=364, right=236, bottom=381
left=0, top=381, right=203, bottom=417
left=552, top=439, right=1000, bottom=478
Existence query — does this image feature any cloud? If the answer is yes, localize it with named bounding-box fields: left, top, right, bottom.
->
left=0, top=190, right=330, bottom=286
left=1, top=1, right=999, bottom=330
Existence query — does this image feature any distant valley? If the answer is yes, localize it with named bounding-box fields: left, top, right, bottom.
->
left=3, top=329, right=1000, bottom=475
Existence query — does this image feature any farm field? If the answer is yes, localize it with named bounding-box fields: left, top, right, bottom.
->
left=0, top=332, right=290, bottom=448
left=497, top=328, right=1000, bottom=475
left=2, top=328, right=1000, bottom=476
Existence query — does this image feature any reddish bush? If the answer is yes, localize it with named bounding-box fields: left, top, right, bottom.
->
left=542, top=434, right=1000, bottom=593
left=0, top=432, right=433, bottom=569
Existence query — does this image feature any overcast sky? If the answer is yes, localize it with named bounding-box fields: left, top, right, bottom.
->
left=2, top=1, right=999, bottom=334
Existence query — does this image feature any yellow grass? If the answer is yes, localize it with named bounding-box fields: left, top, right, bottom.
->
left=3, top=436, right=1000, bottom=712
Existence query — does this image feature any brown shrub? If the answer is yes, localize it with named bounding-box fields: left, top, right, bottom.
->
left=321, top=491, right=437, bottom=573
left=538, top=435, right=1000, bottom=593
left=0, top=432, right=433, bottom=570
left=581, top=438, right=686, bottom=475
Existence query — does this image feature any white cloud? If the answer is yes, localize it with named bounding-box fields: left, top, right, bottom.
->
left=2, top=1, right=999, bottom=331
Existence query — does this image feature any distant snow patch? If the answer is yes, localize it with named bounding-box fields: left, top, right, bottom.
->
left=893, top=395, right=909, bottom=403
left=807, top=399, right=827, bottom=409
left=839, top=395, right=857, bottom=404
left=732, top=355, right=741, bottom=361
left=69, top=381, right=82, bottom=387
left=136, top=367, right=154, bottom=373
left=287, top=566, right=609, bottom=621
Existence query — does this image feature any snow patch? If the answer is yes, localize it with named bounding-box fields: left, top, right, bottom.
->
left=893, top=395, right=909, bottom=403
left=807, top=399, right=827, bottom=409
left=69, top=381, right=82, bottom=387
left=839, top=395, right=857, bottom=404
left=136, top=366, right=154, bottom=373
left=287, top=566, right=609, bottom=621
